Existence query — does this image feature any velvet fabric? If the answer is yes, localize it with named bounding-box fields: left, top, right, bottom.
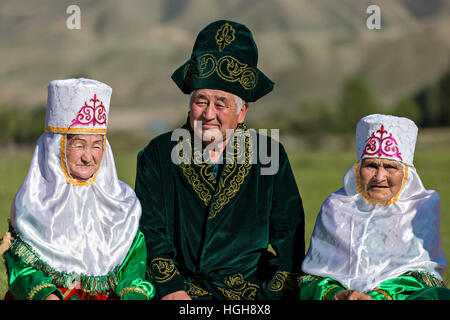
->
left=171, top=20, right=274, bottom=102
left=136, top=123, right=304, bottom=300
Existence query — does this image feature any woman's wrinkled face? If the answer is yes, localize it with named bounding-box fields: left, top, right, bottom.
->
left=66, top=134, right=104, bottom=181
left=359, top=158, right=405, bottom=202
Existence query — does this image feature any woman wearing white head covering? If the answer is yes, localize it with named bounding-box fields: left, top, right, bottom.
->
left=300, top=114, right=449, bottom=300
left=4, top=79, right=155, bottom=300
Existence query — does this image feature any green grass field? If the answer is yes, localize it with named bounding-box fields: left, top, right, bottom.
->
left=1, top=135, right=449, bottom=298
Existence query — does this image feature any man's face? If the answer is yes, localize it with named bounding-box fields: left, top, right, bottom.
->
left=189, top=89, right=248, bottom=145
left=359, top=158, right=405, bottom=202
left=66, top=134, right=104, bottom=181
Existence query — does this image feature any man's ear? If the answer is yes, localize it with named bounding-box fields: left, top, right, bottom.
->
left=238, top=103, right=248, bottom=123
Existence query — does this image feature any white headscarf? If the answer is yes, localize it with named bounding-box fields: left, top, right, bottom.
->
left=302, top=114, right=447, bottom=291
left=10, top=79, right=141, bottom=279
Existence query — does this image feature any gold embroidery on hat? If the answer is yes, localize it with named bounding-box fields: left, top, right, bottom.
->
left=186, top=53, right=257, bottom=90
left=215, top=22, right=236, bottom=51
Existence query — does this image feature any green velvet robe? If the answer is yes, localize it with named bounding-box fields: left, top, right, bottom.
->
left=299, top=272, right=450, bottom=300
left=4, top=230, right=155, bottom=300
left=136, top=124, right=305, bottom=300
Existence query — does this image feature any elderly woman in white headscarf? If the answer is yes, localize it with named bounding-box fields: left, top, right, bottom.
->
left=4, top=79, right=155, bottom=300
left=300, top=114, right=449, bottom=300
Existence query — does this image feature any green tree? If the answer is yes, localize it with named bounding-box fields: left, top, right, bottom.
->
left=0, top=104, right=20, bottom=145
left=338, top=76, right=383, bottom=134
left=392, top=96, right=422, bottom=124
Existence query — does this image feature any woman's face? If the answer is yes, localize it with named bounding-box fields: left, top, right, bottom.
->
left=359, top=158, right=404, bottom=202
left=66, top=134, right=104, bottom=181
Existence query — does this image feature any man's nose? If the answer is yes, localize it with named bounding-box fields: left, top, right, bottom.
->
left=203, top=103, right=216, bottom=120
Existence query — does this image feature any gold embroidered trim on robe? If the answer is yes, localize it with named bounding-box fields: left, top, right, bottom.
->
left=269, top=271, right=300, bottom=292
left=185, top=280, right=212, bottom=298
left=175, top=124, right=253, bottom=220
left=150, top=257, right=180, bottom=283
left=217, top=273, right=260, bottom=300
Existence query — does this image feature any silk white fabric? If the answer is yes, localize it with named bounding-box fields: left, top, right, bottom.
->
left=356, top=114, right=418, bottom=166
left=11, top=132, right=141, bottom=277
left=302, top=163, right=447, bottom=292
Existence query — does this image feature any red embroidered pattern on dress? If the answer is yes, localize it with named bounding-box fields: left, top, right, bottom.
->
left=361, top=125, right=402, bottom=161
left=71, top=94, right=107, bottom=127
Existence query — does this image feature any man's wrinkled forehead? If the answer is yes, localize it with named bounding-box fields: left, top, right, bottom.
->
left=191, top=89, right=232, bottom=102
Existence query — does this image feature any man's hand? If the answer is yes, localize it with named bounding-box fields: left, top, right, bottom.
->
left=161, top=290, right=192, bottom=300
left=333, top=290, right=373, bottom=300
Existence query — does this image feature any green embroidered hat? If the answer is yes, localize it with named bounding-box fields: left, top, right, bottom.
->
left=171, top=20, right=274, bottom=102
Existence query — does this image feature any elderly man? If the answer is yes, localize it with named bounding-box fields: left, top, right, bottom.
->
left=300, top=114, right=450, bottom=300
left=136, top=20, right=305, bottom=300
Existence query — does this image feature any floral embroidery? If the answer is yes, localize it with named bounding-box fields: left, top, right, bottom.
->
left=175, top=124, right=253, bottom=219
left=215, top=22, right=236, bottom=51
left=150, top=257, right=180, bottom=283
left=361, top=125, right=402, bottom=161
left=209, top=128, right=253, bottom=219
left=71, top=94, right=107, bottom=127
left=184, top=54, right=257, bottom=90
left=185, top=281, right=212, bottom=298
left=269, top=271, right=300, bottom=292
left=217, top=274, right=260, bottom=300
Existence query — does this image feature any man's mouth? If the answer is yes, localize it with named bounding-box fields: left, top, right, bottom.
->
left=202, top=123, right=219, bottom=129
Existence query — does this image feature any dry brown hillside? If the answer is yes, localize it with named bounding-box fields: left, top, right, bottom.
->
left=0, top=0, right=449, bottom=131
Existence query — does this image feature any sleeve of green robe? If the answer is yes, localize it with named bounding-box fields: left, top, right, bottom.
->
left=135, top=141, right=186, bottom=299
left=265, top=144, right=305, bottom=299
left=299, top=271, right=447, bottom=300
left=115, top=230, right=156, bottom=300
left=4, top=250, right=64, bottom=300
left=299, top=274, right=346, bottom=300
left=366, top=271, right=447, bottom=300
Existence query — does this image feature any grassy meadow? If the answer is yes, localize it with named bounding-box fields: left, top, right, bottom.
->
left=0, top=131, right=449, bottom=298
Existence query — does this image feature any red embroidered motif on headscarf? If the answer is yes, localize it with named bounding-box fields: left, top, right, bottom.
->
left=71, top=94, right=107, bottom=127
left=361, top=125, right=403, bottom=161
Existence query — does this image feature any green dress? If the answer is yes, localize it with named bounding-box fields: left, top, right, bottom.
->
left=299, top=272, right=450, bottom=300
left=135, top=124, right=305, bottom=300
left=4, top=230, right=155, bottom=300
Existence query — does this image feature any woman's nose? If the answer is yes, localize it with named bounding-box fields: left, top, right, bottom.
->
left=374, top=168, right=388, bottom=181
left=80, top=149, right=94, bottom=163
